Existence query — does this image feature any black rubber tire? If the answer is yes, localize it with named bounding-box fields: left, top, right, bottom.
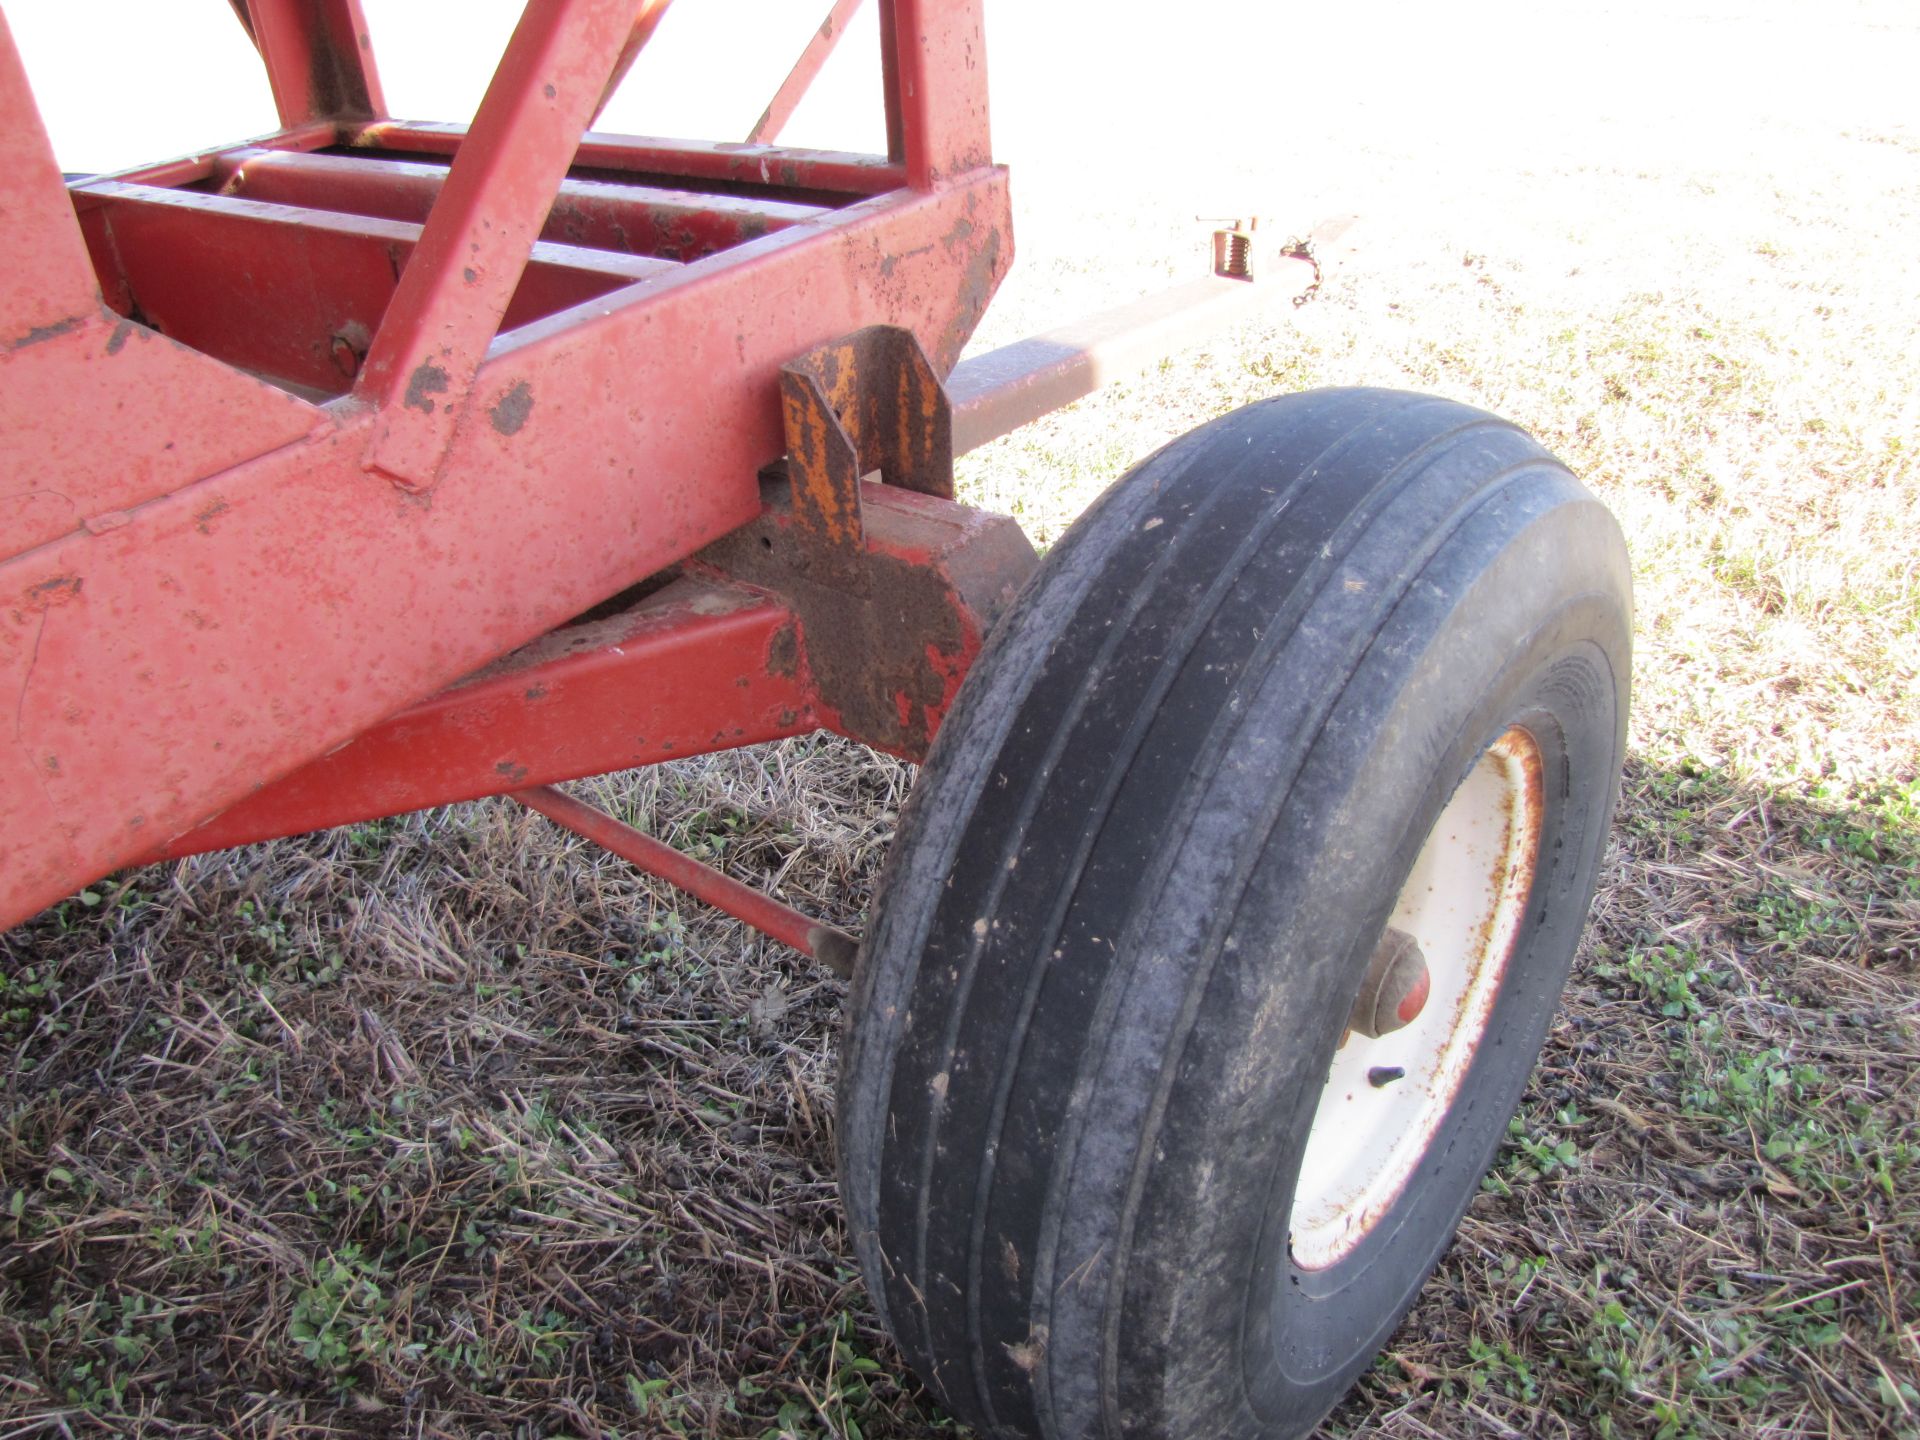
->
left=838, top=388, right=1631, bottom=1440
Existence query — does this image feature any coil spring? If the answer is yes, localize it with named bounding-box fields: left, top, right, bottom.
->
left=1224, top=230, right=1253, bottom=279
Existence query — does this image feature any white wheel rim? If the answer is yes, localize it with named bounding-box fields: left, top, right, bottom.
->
left=1288, top=727, right=1544, bottom=1271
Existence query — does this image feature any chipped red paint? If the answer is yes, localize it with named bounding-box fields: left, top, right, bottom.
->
left=352, top=0, right=650, bottom=491
left=695, top=480, right=1036, bottom=762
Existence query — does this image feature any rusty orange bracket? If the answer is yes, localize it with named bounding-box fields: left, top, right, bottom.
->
left=777, top=325, right=954, bottom=594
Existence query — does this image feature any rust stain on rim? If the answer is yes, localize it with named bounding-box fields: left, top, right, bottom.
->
left=1423, top=724, right=1545, bottom=1108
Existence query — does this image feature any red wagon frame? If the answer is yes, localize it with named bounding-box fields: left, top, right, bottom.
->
left=1, top=11, right=1639, bottom=1437
left=0, top=0, right=1064, bottom=937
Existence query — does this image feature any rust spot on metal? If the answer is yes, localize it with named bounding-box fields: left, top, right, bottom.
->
left=25, top=575, right=83, bottom=608
left=1429, top=726, right=1546, bottom=1112
left=105, top=320, right=134, bottom=355
left=302, top=24, right=379, bottom=121
left=767, top=623, right=800, bottom=678
left=523, top=684, right=549, bottom=701
left=402, top=362, right=450, bottom=414
left=1492, top=725, right=1548, bottom=868
left=329, top=333, right=362, bottom=379
left=194, top=500, right=230, bottom=535
left=494, top=760, right=529, bottom=783
left=489, top=381, right=535, bottom=436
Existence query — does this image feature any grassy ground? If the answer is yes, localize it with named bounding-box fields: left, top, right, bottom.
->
left=4, top=2, right=1918, bottom=1437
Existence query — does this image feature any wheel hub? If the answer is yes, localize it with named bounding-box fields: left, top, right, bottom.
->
left=1347, top=927, right=1431, bottom=1038
left=1289, top=726, right=1545, bottom=1271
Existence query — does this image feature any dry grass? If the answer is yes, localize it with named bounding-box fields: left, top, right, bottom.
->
left=5, top=2, right=1919, bottom=1436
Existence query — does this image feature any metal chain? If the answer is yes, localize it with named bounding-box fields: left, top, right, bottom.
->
left=1280, top=236, right=1322, bottom=307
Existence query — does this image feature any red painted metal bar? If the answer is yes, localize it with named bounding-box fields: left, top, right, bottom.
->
left=356, top=0, right=639, bottom=491
left=2, top=30, right=320, bottom=554
left=590, top=0, right=676, bottom=126
left=148, top=577, right=814, bottom=859
left=76, top=182, right=675, bottom=396
left=747, top=0, right=866, bottom=145
left=877, top=0, right=905, bottom=163
left=0, top=14, right=104, bottom=343
left=350, top=120, right=904, bottom=198
left=887, top=0, right=991, bottom=189
left=515, top=783, right=859, bottom=976
left=244, top=0, right=385, bottom=127
left=64, top=121, right=338, bottom=192
left=208, top=148, right=829, bottom=263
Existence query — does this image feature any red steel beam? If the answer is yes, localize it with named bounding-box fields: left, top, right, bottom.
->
left=149, top=577, right=814, bottom=858
left=2, top=23, right=321, bottom=555
left=515, top=784, right=859, bottom=976
left=76, top=182, right=675, bottom=396
left=747, top=0, right=866, bottom=146
left=351, top=120, right=904, bottom=199
left=208, top=148, right=829, bottom=263
left=1, top=15, right=105, bottom=344
left=1, top=316, right=318, bottom=556
left=244, top=0, right=385, bottom=127
left=877, top=0, right=905, bottom=163
left=590, top=0, right=676, bottom=126
left=356, top=0, right=639, bottom=491
left=61, top=121, right=339, bottom=192
left=887, top=0, right=990, bottom=189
